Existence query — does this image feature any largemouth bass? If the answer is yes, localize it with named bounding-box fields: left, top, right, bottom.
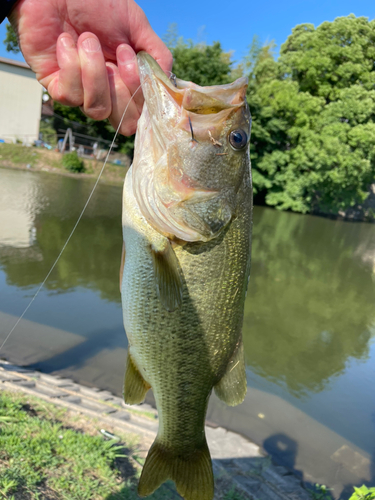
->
left=120, top=52, right=252, bottom=500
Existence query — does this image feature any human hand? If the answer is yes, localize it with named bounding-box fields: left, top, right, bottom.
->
left=9, top=0, right=172, bottom=135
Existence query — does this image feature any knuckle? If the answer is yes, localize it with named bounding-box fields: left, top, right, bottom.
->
left=84, top=104, right=111, bottom=121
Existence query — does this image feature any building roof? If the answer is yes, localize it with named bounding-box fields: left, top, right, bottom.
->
left=0, top=55, right=31, bottom=70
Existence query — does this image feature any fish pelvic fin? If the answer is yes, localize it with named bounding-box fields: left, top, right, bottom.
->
left=151, top=238, right=183, bottom=312
left=123, top=351, right=151, bottom=405
left=138, top=438, right=214, bottom=500
left=214, top=340, right=247, bottom=406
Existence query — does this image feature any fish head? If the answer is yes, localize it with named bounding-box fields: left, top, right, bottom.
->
left=132, top=52, right=251, bottom=242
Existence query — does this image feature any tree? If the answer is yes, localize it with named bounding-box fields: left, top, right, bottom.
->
left=3, top=23, right=19, bottom=53
left=247, top=16, right=375, bottom=216
left=164, top=25, right=234, bottom=86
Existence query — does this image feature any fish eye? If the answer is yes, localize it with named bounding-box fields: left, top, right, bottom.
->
left=229, top=129, right=248, bottom=150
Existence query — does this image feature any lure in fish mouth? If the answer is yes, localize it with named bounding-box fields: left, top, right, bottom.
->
left=133, top=51, right=251, bottom=242
left=121, top=52, right=252, bottom=500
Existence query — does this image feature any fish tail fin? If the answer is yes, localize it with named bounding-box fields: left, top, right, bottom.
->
left=138, top=438, right=214, bottom=500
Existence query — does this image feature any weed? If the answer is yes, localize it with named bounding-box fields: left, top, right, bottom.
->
left=349, top=485, right=375, bottom=500
left=62, top=151, right=85, bottom=173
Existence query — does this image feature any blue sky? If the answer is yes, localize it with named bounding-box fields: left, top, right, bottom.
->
left=0, top=0, right=374, bottom=65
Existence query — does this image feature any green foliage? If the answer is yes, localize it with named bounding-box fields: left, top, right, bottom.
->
left=308, top=484, right=333, bottom=500
left=171, top=40, right=233, bottom=86
left=349, top=485, right=375, bottom=500
left=62, top=151, right=85, bottom=173
left=39, top=118, right=57, bottom=145
left=3, top=23, right=19, bottom=53
left=248, top=15, right=375, bottom=215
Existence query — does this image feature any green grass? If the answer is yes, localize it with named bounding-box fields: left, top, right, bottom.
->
left=0, top=390, right=176, bottom=500
left=0, top=143, right=40, bottom=166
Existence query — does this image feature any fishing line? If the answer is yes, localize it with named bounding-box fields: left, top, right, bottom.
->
left=0, top=83, right=143, bottom=354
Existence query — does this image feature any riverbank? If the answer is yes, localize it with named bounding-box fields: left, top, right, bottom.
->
left=1, top=143, right=374, bottom=223
left=0, top=360, right=313, bottom=500
left=0, top=142, right=129, bottom=186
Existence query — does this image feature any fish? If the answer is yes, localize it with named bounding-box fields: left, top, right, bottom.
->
left=120, top=52, right=252, bottom=500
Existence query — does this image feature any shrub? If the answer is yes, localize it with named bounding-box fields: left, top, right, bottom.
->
left=62, top=151, right=85, bottom=173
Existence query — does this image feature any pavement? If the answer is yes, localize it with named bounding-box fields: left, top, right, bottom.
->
left=0, top=360, right=312, bottom=500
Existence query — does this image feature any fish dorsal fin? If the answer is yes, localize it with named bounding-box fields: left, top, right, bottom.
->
left=151, top=238, right=183, bottom=312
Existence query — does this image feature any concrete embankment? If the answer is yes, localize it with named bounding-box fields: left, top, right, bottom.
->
left=0, top=360, right=312, bottom=500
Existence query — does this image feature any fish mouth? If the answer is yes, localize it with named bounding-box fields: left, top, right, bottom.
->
left=137, top=51, right=248, bottom=119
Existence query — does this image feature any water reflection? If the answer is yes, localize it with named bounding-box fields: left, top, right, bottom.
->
left=243, top=208, right=375, bottom=397
left=1, top=168, right=375, bottom=398
left=0, top=168, right=123, bottom=303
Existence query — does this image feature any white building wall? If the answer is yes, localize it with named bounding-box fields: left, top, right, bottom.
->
left=0, top=60, right=43, bottom=145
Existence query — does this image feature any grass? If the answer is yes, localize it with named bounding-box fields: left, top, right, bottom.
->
left=0, top=143, right=40, bottom=166
left=0, top=390, right=176, bottom=500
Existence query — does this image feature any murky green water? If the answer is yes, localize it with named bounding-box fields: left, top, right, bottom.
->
left=1, top=167, right=374, bottom=498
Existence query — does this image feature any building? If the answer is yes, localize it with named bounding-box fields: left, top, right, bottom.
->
left=0, top=56, right=43, bottom=145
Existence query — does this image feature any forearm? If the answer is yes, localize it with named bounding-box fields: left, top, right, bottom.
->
left=0, top=0, right=19, bottom=23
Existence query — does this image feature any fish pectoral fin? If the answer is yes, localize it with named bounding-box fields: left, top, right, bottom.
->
left=123, top=351, right=151, bottom=405
left=138, top=438, right=214, bottom=500
left=214, top=340, right=247, bottom=407
left=151, top=238, right=183, bottom=312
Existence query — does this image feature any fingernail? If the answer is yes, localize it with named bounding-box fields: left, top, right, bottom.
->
left=81, top=37, right=101, bottom=53
left=117, top=45, right=136, bottom=66
left=60, top=37, right=75, bottom=49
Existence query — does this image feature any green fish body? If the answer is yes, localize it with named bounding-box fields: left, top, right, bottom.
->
left=121, top=53, right=252, bottom=500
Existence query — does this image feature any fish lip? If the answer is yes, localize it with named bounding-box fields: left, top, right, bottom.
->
left=137, top=51, right=249, bottom=112
left=137, top=51, right=177, bottom=93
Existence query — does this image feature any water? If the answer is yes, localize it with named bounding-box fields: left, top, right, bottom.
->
left=0, top=166, right=374, bottom=497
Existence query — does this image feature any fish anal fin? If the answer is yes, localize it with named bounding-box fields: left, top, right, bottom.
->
left=138, top=438, right=214, bottom=500
left=151, top=238, right=183, bottom=312
left=119, top=242, right=125, bottom=292
left=214, top=340, right=247, bottom=407
left=123, top=351, right=151, bottom=405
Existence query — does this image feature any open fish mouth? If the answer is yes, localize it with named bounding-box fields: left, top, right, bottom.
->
left=132, top=52, right=251, bottom=243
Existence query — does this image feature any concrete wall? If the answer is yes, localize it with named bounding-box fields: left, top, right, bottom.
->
left=0, top=60, right=43, bottom=145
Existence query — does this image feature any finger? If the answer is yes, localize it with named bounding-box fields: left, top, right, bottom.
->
left=47, top=34, right=83, bottom=106
left=107, top=63, right=141, bottom=136
left=117, top=44, right=144, bottom=114
left=77, top=32, right=111, bottom=121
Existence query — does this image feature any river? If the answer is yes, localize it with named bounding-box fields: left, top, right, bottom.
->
left=0, top=166, right=374, bottom=498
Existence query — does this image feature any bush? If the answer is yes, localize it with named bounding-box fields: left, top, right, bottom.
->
left=62, top=151, right=85, bottom=173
